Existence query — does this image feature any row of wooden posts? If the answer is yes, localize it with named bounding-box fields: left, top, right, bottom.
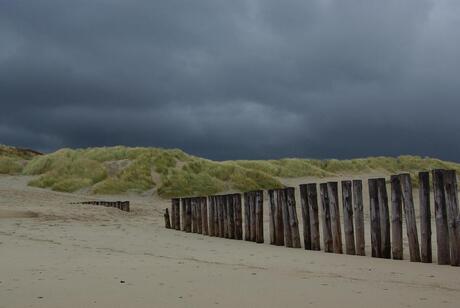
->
left=71, top=200, right=130, bottom=212
left=164, top=169, right=460, bottom=266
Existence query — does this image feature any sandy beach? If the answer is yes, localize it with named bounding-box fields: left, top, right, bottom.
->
left=1, top=174, right=459, bottom=308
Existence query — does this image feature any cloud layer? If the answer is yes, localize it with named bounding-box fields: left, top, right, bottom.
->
left=1, top=0, right=460, bottom=160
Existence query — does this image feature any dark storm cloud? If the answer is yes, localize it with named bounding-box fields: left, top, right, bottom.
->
left=1, top=0, right=460, bottom=160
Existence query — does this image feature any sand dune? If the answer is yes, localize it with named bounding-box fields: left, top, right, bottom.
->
left=1, top=174, right=459, bottom=307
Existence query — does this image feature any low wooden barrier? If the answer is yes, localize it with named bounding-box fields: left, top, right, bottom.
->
left=165, top=169, right=460, bottom=267
left=71, top=200, right=130, bottom=212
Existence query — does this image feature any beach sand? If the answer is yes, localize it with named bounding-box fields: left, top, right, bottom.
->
left=1, top=174, right=459, bottom=307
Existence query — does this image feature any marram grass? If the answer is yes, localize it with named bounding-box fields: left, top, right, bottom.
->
left=2, top=144, right=460, bottom=198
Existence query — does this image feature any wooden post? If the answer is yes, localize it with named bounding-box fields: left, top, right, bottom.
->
left=286, top=187, right=301, bottom=248
left=390, top=175, right=403, bottom=260
left=432, top=169, right=450, bottom=265
left=164, top=208, right=171, bottom=229
left=327, top=182, right=342, bottom=254
left=268, top=189, right=276, bottom=245
left=280, top=188, right=292, bottom=247
left=352, top=180, right=365, bottom=256
left=218, top=195, right=224, bottom=237
left=341, top=180, right=355, bottom=255
left=191, top=198, right=197, bottom=233
left=181, top=198, right=187, bottom=231
left=208, top=196, right=215, bottom=236
left=307, top=184, right=321, bottom=250
left=250, top=192, right=257, bottom=242
left=419, top=172, right=432, bottom=263
left=400, top=173, right=421, bottom=262
left=214, top=196, right=219, bottom=237
left=173, top=200, right=179, bottom=228
left=244, top=192, right=251, bottom=241
left=171, top=198, right=179, bottom=230
left=185, top=198, right=192, bottom=233
left=201, top=197, right=208, bottom=236
left=185, top=198, right=193, bottom=232
left=176, top=198, right=181, bottom=230
left=255, top=190, right=264, bottom=243
left=234, top=194, right=243, bottom=240
left=442, top=170, right=460, bottom=266
left=275, top=189, right=285, bottom=246
left=198, top=198, right=204, bottom=234
left=224, top=195, right=230, bottom=238
left=194, top=198, right=200, bottom=233
left=227, top=194, right=235, bottom=239
left=368, top=179, right=381, bottom=258
left=377, top=178, right=391, bottom=259
left=320, top=183, right=333, bottom=252
left=299, top=184, right=312, bottom=250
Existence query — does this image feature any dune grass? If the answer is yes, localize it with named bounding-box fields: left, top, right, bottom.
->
left=0, top=157, right=24, bottom=175
left=3, top=144, right=460, bottom=198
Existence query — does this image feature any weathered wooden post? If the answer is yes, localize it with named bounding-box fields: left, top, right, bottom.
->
left=352, top=180, right=365, bottom=256
left=368, top=179, right=381, bottom=258
left=250, top=192, right=257, bottom=242
left=201, top=197, right=208, bottom=235
left=164, top=208, right=171, bottom=229
left=391, top=175, right=403, bottom=260
left=185, top=198, right=192, bottom=233
left=217, top=195, right=224, bottom=237
left=198, top=198, right=203, bottom=234
left=244, top=192, right=251, bottom=241
left=400, top=173, right=421, bottom=262
left=208, top=196, right=215, bottom=236
left=320, top=183, right=333, bottom=252
left=234, top=194, right=243, bottom=240
left=300, top=184, right=312, bottom=250
left=286, top=187, right=301, bottom=248
left=227, top=194, right=235, bottom=239
left=181, top=198, right=187, bottom=231
left=275, top=189, right=285, bottom=246
left=255, top=190, right=264, bottom=243
left=307, top=184, right=321, bottom=250
left=172, top=198, right=180, bottom=230
left=223, top=195, right=230, bottom=238
left=191, top=198, right=197, bottom=233
left=213, top=196, right=219, bottom=237
left=170, top=200, right=175, bottom=229
left=280, top=188, right=292, bottom=247
left=268, top=189, right=276, bottom=245
left=342, top=180, right=355, bottom=255
left=419, top=172, right=432, bottom=263
left=327, top=182, right=342, bottom=254
left=213, top=196, right=221, bottom=237
left=442, top=170, right=460, bottom=266
left=432, top=169, right=450, bottom=265
left=377, top=178, right=391, bottom=259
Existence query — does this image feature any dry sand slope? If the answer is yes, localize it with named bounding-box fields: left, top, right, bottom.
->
left=1, top=174, right=459, bottom=308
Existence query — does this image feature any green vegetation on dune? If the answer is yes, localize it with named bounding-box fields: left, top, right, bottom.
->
left=0, top=145, right=42, bottom=175
left=2, top=144, right=460, bottom=198
left=0, top=157, right=24, bottom=174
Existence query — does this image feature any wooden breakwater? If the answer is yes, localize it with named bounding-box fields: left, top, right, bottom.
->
left=71, top=200, right=130, bottom=212
left=164, top=169, right=460, bottom=267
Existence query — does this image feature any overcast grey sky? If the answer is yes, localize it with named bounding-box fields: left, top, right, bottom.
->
left=1, top=0, right=460, bottom=160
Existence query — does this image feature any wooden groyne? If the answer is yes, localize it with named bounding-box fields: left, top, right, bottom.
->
left=71, top=200, right=130, bottom=212
left=165, top=169, right=460, bottom=267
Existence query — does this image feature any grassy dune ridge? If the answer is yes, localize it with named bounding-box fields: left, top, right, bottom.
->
left=1, top=144, right=460, bottom=198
